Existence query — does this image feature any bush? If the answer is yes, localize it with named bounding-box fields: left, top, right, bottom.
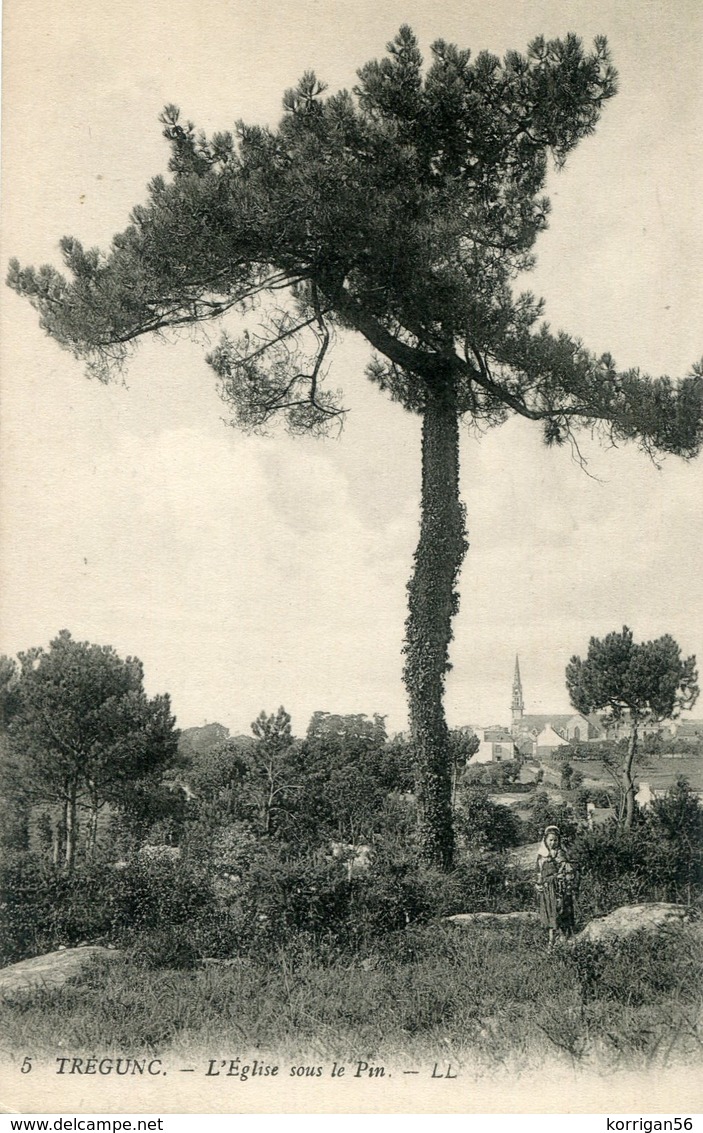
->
left=0, top=853, right=58, bottom=964
left=210, top=842, right=526, bottom=959
left=0, top=796, right=30, bottom=854
left=0, top=838, right=533, bottom=970
left=568, top=930, right=703, bottom=1007
left=572, top=789, right=703, bottom=920
left=523, top=791, right=578, bottom=843
left=436, top=853, right=533, bottom=914
left=232, top=849, right=354, bottom=951
left=572, top=785, right=614, bottom=817
left=350, top=851, right=442, bottom=940
left=100, top=858, right=217, bottom=937
left=455, top=785, right=523, bottom=850
left=462, top=760, right=521, bottom=791
left=129, top=925, right=201, bottom=970
left=560, top=763, right=584, bottom=791
left=0, top=854, right=218, bottom=965
left=229, top=845, right=440, bottom=954
left=648, top=777, right=703, bottom=895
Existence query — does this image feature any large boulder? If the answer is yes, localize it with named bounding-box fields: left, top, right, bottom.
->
left=574, top=902, right=695, bottom=944
left=0, top=946, right=122, bottom=996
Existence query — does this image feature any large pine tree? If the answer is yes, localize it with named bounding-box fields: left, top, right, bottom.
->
left=8, top=28, right=702, bottom=866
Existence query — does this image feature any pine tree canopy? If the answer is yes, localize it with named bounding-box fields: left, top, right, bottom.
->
left=566, top=626, right=699, bottom=725
left=8, top=27, right=702, bottom=457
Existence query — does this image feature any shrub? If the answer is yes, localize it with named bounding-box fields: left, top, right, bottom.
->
left=455, top=785, right=522, bottom=851
left=0, top=853, right=57, bottom=964
left=461, top=760, right=521, bottom=791
left=232, top=849, right=354, bottom=951
left=523, top=791, right=578, bottom=843
left=349, top=851, right=441, bottom=941
left=572, top=785, right=614, bottom=817
left=129, top=925, right=201, bottom=970
left=98, top=858, right=216, bottom=938
left=647, top=777, right=703, bottom=897
left=0, top=854, right=218, bottom=964
left=0, top=796, right=30, bottom=854
left=0, top=854, right=128, bottom=961
left=572, top=792, right=703, bottom=920
left=436, top=853, right=531, bottom=914
left=213, top=843, right=523, bottom=958
left=373, top=791, right=419, bottom=843
left=560, top=763, right=584, bottom=790
left=568, top=929, right=703, bottom=1007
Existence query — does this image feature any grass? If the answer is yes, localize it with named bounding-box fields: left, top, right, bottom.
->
left=2, top=920, right=702, bottom=1075
left=573, top=755, right=703, bottom=793
left=638, top=757, right=703, bottom=792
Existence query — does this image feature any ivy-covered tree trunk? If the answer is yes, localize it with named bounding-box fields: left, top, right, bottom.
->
left=404, top=373, right=467, bottom=869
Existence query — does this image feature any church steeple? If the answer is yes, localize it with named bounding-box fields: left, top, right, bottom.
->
left=511, top=655, right=524, bottom=725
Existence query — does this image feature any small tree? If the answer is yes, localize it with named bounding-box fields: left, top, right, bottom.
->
left=186, top=738, right=257, bottom=826
left=278, top=712, right=395, bottom=847
left=560, top=762, right=584, bottom=791
left=648, top=776, right=703, bottom=901
left=250, top=706, right=300, bottom=835
left=566, top=627, right=698, bottom=828
left=185, top=709, right=302, bottom=838
left=2, top=631, right=179, bottom=867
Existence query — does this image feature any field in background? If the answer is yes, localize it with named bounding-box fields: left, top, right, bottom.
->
left=637, top=756, right=703, bottom=792
left=560, top=755, right=703, bottom=794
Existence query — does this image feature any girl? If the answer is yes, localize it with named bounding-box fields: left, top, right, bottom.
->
left=535, top=825, right=577, bottom=949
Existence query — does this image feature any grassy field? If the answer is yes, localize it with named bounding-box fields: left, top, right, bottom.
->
left=637, top=756, right=703, bottom=792
left=572, top=755, right=703, bottom=793
left=2, top=920, right=702, bottom=1076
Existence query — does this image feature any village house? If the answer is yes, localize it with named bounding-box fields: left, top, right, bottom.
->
left=467, top=725, right=518, bottom=765
left=662, top=719, right=703, bottom=742
left=458, top=658, right=605, bottom=767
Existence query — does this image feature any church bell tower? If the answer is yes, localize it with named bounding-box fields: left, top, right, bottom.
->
left=511, top=655, right=524, bottom=727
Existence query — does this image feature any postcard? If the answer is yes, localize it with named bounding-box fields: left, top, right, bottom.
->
left=1, top=0, right=702, bottom=1116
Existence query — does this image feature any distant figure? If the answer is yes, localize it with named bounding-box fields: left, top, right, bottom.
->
left=535, top=825, right=577, bottom=949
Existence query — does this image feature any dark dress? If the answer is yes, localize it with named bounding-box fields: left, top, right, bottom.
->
left=536, top=852, right=577, bottom=936
left=537, top=855, right=560, bottom=930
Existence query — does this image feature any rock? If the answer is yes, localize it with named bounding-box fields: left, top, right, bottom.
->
left=574, top=902, right=694, bottom=945
left=445, top=911, right=539, bottom=926
left=0, top=946, right=122, bottom=996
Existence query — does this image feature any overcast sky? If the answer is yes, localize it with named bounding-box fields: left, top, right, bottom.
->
left=1, top=0, right=702, bottom=738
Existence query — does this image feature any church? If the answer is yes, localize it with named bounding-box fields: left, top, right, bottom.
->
left=465, top=656, right=607, bottom=765
left=509, top=656, right=605, bottom=758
